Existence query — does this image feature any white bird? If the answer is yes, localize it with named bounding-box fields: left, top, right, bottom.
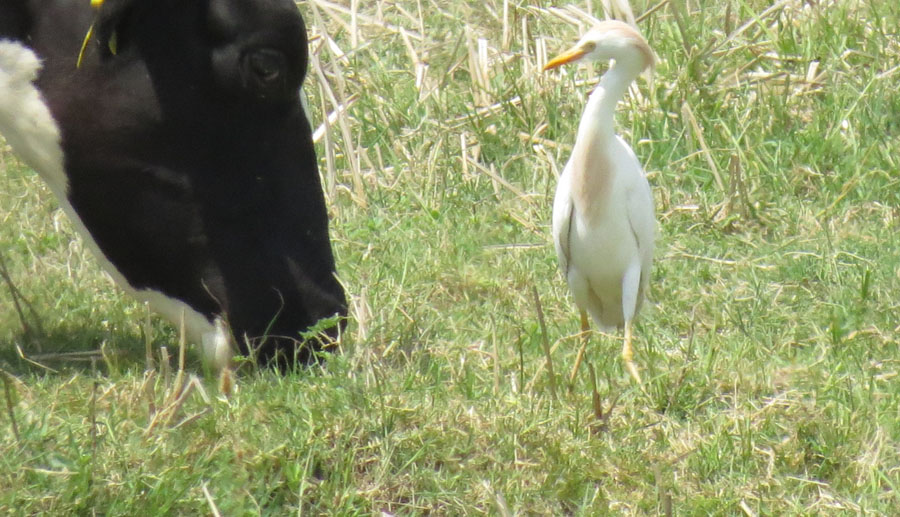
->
left=544, top=21, right=656, bottom=384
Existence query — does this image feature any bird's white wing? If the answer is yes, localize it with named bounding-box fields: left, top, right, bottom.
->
left=551, top=164, right=575, bottom=275
left=624, top=168, right=656, bottom=306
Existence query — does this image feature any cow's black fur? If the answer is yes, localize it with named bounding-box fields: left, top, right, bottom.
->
left=0, top=0, right=347, bottom=366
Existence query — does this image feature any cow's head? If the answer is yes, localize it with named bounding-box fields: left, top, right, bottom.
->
left=12, top=0, right=348, bottom=366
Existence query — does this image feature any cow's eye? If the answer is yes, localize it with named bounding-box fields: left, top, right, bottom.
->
left=247, top=48, right=285, bottom=84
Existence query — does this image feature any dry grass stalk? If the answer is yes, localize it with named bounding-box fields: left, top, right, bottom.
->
left=501, top=0, right=510, bottom=51
left=0, top=252, right=44, bottom=350
left=601, top=0, right=637, bottom=26
left=483, top=480, right=512, bottom=517
left=816, top=175, right=859, bottom=220
left=310, top=1, right=352, bottom=38
left=172, top=405, right=212, bottom=430
left=568, top=312, right=590, bottom=389
left=681, top=102, right=725, bottom=192
left=15, top=344, right=57, bottom=372
left=140, top=369, right=157, bottom=418
left=714, top=0, right=794, bottom=54
left=464, top=153, right=529, bottom=201
left=351, top=285, right=371, bottom=345
left=312, top=94, right=359, bottom=144
left=459, top=132, right=471, bottom=181
left=517, top=131, right=570, bottom=152
left=89, top=379, right=98, bottom=450
left=99, top=340, right=115, bottom=372
left=144, top=374, right=210, bottom=436
left=636, top=0, right=672, bottom=23
left=30, top=350, right=102, bottom=361
left=314, top=75, right=338, bottom=197
left=539, top=7, right=585, bottom=28
left=491, top=318, right=501, bottom=396
left=653, top=462, right=674, bottom=517
left=143, top=303, right=154, bottom=371
left=531, top=285, right=557, bottom=400
left=171, top=309, right=187, bottom=400
left=587, top=361, right=619, bottom=435
left=588, top=361, right=603, bottom=421
left=218, top=367, right=235, bottom=399
left=202, top=481, right=223, bottom=517
left=393, top=0, right=424, bottom=37
left=728, top=153, right=755, bottom=222
left=467, top=35, right=492, bottom=108
left=739, top=499, right=758, bottom=517
left=1, top=369, right=20, bottom=441
left=447, top=95, right=523, bottom=129
left=309, top=0, right=424, bottom=40
left=349, top=0, right=359, bottom=49
left=159, top=346, right=171, bottom=387
left=398, top=26, right=420, bottom=69
left=524, top=19, right=536, bottom=70
left=142, top=309, right=214, bottom=435
left=307, top=11, right=367, bottom=208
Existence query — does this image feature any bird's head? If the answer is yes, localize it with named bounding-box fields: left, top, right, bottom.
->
left=543, top=20, right=654, bottom=72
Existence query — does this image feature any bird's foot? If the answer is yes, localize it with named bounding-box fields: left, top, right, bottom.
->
left=623, top=357, right=643, bottom=386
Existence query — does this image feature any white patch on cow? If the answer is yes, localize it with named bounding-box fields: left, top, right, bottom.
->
left=202, top=317, right=234, bottom=372
left=0, top=40, right=234, bottom=370
left=0, top=40, right=67, bottom=195
left=142, top=291, right=234, bottom=371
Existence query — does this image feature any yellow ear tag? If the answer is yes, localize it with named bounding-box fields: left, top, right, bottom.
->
left=108, top=30, right=118, bottom=55
left=76, top=24, right=95, bottom=68
left=76, top=0, right=106, bottom=68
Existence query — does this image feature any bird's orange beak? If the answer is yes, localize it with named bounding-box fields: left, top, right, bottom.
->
left=543, top=45, right=590, bottom=71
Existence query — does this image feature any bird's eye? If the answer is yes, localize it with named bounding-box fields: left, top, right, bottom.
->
left=247, top=48, right=285, bottom=84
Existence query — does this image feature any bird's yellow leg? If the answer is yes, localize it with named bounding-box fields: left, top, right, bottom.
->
left=622, top=320, right=642, bottom=385
left=568, top=310, right=590, bottom=388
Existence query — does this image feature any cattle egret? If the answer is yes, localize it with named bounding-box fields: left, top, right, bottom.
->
left=544, top=21, right=656, bottom=384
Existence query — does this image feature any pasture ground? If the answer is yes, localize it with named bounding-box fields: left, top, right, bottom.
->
left=2, top=0, right=899, bottom=514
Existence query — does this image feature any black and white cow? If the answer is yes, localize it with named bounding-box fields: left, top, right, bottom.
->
left=0, top=0, right=347, bottom=369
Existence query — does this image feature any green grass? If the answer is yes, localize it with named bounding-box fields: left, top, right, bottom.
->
left=2, top=0, right=900, bottom=513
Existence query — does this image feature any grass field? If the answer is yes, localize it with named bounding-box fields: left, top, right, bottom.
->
left=2, top=0, right=899, bottom=514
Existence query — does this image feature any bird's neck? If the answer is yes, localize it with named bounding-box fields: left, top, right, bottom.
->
left=576, top=60, right=642, bottom=142
left=568, top=60, right=642, bottom=219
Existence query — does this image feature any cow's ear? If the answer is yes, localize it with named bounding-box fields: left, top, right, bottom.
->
left=94, top=0, right=138, bottom=58
left=76, top=0, right=138, bottom=67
